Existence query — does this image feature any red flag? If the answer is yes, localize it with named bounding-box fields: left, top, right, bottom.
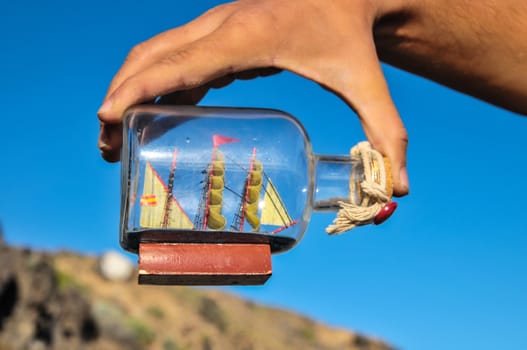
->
left=213, top=134, right=239, bottom=148
left=140, top=195, right=157, bottom=206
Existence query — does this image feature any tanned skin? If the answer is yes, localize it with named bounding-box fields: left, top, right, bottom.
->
left=97, top=0, right=527, bottom=197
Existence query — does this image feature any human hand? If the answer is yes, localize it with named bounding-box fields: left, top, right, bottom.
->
left=97, top=0, right=409, bottom=196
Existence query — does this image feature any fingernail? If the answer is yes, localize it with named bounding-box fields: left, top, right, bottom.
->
left=97, top=99, right=112, bottom=115
left=98, top=124, right=110, bottom=148
left=98, top=139, right=109, bottom=150
left=399, top=166, right=410, bottom=193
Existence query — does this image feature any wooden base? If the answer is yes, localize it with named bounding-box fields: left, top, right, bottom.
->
left=138, top=243, right=272, bottom=285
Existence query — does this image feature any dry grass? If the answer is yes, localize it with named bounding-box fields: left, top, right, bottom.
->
left=53, top=252, right=392, bottom=350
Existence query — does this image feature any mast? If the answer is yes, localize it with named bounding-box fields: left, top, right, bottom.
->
left=202, top=148, right=227, bottom=230
left=195, top=135, right=238, bottom=230
left=232, top=148, right=263, bottom=232
left=162, top=148, right=178, bottom=228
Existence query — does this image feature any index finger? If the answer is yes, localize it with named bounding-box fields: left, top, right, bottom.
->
left=97, top=24, right=273, bottom=124
left=101, top=3, right=237, bottom=103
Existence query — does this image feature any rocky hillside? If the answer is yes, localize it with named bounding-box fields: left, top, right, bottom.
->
left=0, top=241, right=393, bottom=350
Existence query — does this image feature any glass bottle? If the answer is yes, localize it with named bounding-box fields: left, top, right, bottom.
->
left=120, top=105, right=390, bottom=256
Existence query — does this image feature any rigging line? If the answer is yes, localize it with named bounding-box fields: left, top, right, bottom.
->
left=224, top=153, right=250, bottom=172
left=193, top=170, right=210, bottom=228
left=214, top=156, right=245, bottom=201
left=224, top=185, right=243, bottom=199
left=271, top=219, right=299, bottom=234
left=202, top=164, right=213, bottom=230
left=229, top=176, right=248, bottom=232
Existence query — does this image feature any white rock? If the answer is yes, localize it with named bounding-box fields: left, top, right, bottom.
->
left=98, top=250, right=134, bottom=282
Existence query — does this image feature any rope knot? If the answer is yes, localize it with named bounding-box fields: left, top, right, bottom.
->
left=361, top=181, right=389, bottom=202
left=325, top=142, right=393, bottom=235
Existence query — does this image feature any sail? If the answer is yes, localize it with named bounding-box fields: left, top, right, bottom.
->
left=139, top=162, right=194, bottom=229
left=206, top=204, right=226, bottom=230
left=261, top=178, right=293, bottom=226
left=205, top=149, right=227, bottom=230
left=243, top=160, right=263, bottom=231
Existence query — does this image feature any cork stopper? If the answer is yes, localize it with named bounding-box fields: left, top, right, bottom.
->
left=383, top=156, right=393, bottom=199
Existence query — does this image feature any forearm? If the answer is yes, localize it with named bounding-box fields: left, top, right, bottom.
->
left=373, top=0, right=527, bottom=115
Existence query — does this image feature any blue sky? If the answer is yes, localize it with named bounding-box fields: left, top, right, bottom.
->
left=2, top=1, right=527, bottom=349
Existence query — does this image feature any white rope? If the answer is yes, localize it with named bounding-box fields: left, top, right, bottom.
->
left=325, top=142, right=392, bottom=234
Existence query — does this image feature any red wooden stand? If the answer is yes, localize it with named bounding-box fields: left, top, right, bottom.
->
left=138, top=243, right=272, bottom=285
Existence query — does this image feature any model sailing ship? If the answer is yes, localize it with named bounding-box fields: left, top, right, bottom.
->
left=139, top=135, right=298, bottom=236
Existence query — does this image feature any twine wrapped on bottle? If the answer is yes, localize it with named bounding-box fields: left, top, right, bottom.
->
left=326, top=142, right=395, bottom=234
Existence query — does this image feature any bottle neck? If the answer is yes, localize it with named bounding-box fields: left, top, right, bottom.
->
left=312, top=154, right=359, bottom=212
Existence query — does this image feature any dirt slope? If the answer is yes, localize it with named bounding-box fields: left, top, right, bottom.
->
left=0, top=244, right=393, bottom=350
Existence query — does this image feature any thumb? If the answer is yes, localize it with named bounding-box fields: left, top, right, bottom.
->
left=338, top=38, right=409, bottom=196
left=358, top=99, right=409, bottom=197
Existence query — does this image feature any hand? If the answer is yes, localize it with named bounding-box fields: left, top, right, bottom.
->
left=97, top=0, right=410, bottom=196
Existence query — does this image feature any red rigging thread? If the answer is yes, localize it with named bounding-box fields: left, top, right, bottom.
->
left=239, top=147, right=257, bottom=232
